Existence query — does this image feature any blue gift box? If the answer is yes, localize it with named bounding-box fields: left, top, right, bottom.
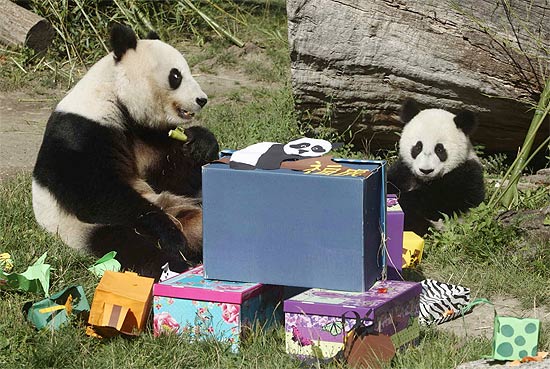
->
left=202, top=156, right=386, bottom=292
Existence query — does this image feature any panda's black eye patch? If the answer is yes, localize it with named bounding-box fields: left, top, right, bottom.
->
left=411, top=141, right=423, bottom=159
left=290, top=143, right=310, bottom=149
left=168, top=68, right=182, bottom=89
left=435, top=143, right=448, bottom=162
left=311, top=145, right=325, bottom=153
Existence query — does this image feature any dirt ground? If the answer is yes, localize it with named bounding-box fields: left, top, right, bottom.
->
left=0, top=64, right=261, bottom=180
left=442, top=296, right=549, bottom=339
left=0, top=47, right=548, bottom=345
left=0, top=90, right=55, bottom=180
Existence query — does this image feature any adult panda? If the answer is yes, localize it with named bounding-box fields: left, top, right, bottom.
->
left=387, top=98, right=485, bottom=235
left=32, top=24, right=219, bottom=278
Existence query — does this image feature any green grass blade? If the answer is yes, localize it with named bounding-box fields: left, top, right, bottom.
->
left=493, top=79, right=550, bottom=209
left=178, top=0, right=245, bottom=47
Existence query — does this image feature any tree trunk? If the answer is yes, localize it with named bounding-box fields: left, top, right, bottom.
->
left=0, top=0, right=54, bottom=53
left=287, top=0, right=549, bottom=153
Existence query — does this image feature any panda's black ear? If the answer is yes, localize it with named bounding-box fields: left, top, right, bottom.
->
left=145, top=31, right=160, bottom=40
left=454, top=110, right=478, bottom=136
left=400, top=98, right=421, bottom=124
left=110, top=24, right=137, bottom=62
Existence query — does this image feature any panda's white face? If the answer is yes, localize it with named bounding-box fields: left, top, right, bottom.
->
left=115, top=40, right=207, bottom=127
left=55, top=28, right=207, bottom=129
left=400, top=109, right=473, bottom=181
left=283, top=138, right=333, bottom=157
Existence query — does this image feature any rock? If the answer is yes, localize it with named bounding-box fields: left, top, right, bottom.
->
left=524, top=169, right=550, bottom=185
left=286, top=0, right=549, bottom=152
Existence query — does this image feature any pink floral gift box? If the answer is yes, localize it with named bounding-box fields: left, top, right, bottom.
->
left=284, top=280, right=421, bottom=361
left=153, top=265, right=283, bottom=352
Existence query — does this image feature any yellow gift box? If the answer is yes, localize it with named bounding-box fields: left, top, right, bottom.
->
left=87, top=271, right=154, bottom=337
left=402, top=232, right=424, bottom=268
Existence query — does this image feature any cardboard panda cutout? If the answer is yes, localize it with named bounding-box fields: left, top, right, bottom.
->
left=387, top=98, right=485, bottom=235
left=32, top=25, right=219, bottom=279
left=229, top=138, right=342, bottom=170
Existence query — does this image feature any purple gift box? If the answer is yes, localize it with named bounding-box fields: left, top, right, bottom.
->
left=284, top=280, right=421, bottom=360
left=387, top=195, right=404, bottom=280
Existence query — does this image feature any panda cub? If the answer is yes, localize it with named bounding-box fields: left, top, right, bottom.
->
left=387, top=98, right=485, bottom=235
left=32, top=24, right=219, bottom=278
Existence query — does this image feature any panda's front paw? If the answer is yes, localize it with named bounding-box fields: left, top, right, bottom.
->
left=158, top=225, right=188, bottom=259
left=137, top=210, right=188, bottom=259
left=184, top=126, right=219, bottom=164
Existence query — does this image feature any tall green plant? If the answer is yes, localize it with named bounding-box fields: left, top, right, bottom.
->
left=28, top=0, right=247, bottom=68
left=452, top=0, right=549, bottom=210
left=490, top=80, right=550, bottom=208
left=177, top=0, right=244, bottom=47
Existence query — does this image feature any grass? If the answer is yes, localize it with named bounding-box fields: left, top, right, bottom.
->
left=202, top=87, right=299, bottom=150
left=0, top=169, right=523, bottom=369
left=422, top=177, right=550, bottom=305
left=0, top=0, right=288, bottom=91
left=1, top=1, right=550, bottom=368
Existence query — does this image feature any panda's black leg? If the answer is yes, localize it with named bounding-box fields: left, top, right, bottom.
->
left=169, top=206, right=203, bottom=258
left=134, top=210, right=190, bottom=259
left=88, top=224, right=188, bottom=280
left=146, top=191, right=203, bottom=258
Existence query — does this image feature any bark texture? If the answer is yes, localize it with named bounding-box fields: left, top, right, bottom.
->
left=0, top=0, right=54, bottom=53
left=287, top=0, right=549, bottom=152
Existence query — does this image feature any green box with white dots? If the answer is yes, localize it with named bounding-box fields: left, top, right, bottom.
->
left=492, top=316, right=540, bottom=361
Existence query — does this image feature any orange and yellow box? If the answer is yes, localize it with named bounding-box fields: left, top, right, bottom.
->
left=87, top=271, right=154, bottom=337
left=402, top=232, right=424, bottom=268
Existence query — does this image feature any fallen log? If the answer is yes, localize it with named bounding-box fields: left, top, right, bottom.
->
left=0, top=0, right=54, bottom=53
left=287, top=0, right=549, bottom=153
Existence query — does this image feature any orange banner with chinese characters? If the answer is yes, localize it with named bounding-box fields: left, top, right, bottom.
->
left=281, top=156, right=371, bottom=177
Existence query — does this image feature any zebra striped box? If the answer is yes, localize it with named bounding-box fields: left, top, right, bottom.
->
left=284, top=280, right=421, bottom=360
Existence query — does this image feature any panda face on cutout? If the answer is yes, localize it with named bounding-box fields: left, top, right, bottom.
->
left=399, top=100, right=478, bottom=181
left=283, top=138, right=334, bottom=158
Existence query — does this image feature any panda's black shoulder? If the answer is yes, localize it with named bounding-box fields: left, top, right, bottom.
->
left=42, top=111, right=126, bottom=148
left=34, top=112, right=130, bottom=182
left=32, top=111, right=143, bottom=220
left=445, top=158, right=483, bottom=180
left=437, top=159, right=485, bottom=205
left=387, top=158, right=420, bottom=194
